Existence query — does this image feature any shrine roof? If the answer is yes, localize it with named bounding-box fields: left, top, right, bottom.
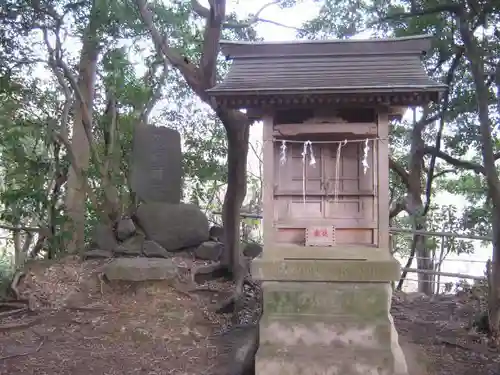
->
left=206, top=35, right=446, bottom=107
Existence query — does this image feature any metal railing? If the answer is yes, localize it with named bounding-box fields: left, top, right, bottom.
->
left=212, top=210, right=489, bottom=291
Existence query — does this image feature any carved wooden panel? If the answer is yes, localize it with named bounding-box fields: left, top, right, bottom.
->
left=272, top=141, right=377, bottom=246
left=274, top=142, right=322, bottom=194
left=275, top=228, right=373, bottom=246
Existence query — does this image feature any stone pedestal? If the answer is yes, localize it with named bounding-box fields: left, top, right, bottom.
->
left=251, top=246, right=408, bottom=375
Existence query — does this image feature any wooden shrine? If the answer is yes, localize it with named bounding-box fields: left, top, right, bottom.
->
left=207, top=35, right=445, bottom=375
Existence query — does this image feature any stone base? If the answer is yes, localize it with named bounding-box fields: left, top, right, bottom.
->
left=251, top=247, right=408, bottom=375
left=252, top=245, right=401, bottom=282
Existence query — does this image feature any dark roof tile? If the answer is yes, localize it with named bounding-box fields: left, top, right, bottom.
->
left=207, top=35, right=446, bottom=97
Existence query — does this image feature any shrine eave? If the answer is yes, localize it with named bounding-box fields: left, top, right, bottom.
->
left=210, top=89, right=445, bottom=109
left=218, top=34, right=434, bottom=58
left=207, top=34, right=446, bottom=108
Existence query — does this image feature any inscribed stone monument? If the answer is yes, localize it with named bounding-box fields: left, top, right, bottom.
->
left=131, top=125, right=182, bottom=203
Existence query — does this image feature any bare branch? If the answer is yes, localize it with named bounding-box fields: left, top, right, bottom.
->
left=42, top=24, right=121, bottom=218
left=191, top=0, right=301, bottom=31
left=52, top=133, right=110, bottom=223
left=390, top=200, right=406, bottom=219
left=373, top=3, right=461, bottom=26
left=432, top=169, right=457, bottom=178
left=236, top=18, right=304, bottom=31
left=422, top=49, right=464, bottom=216
left=191, top=0, right=210, bottom=18
left=389, top=157, right=410, bottom=190
left=103, top=93, right=118, bottom=178
left=422, top=146, right=483, bottom=174
left=21, top=232, right=34, bottom=255
left=135, top=0, right=203, bottom=96
left=0, top=224, right=47, bottom=233
left=249, top=142, right=263, bottom=165
left=200, top=0, right=226, bottom=88
left=140, top=67, right=168, bottom=123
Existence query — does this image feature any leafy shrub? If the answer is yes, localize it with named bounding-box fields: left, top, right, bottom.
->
left=0, top=251, right=14, bottom=299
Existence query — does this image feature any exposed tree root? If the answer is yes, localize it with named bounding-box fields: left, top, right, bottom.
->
left=192, top=262, right=230, bottom=284
left=170, top=282, right=196, bottom=300
left=63, top=305, right=118, bottom=313
left=0, top=301, right=28, bottom=310
left=0, top=303, right=28, bottom=319
left=214, top=293, right=236, bottom=314
left=9, top=271, right=25, bottom=301
left=0, top=336, right=45, bottom=361
left=210, top=323, right=258, bottom=337
left=213, top=272, right=246, bottom=314
left=0, top=317, right=43, bottom=332
left=187, top=286, right=223, bottom=294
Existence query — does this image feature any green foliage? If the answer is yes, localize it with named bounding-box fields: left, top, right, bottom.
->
left=0, top=0, right=271, bottom=261
left=298, top=0, right=500, bottom=259
left=0, top=248, right=13, bottom=299
left=2, top=0, right=494, bottom=274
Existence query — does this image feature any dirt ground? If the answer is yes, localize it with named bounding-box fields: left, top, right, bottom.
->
left=0, top=257, right=498, bottom=375
left=392, top=292, right=500, bottom=375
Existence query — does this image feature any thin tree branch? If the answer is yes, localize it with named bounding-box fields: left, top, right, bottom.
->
left=191, top=0, right=301, bottom=31
left=397, top=236, right=417, bottom=291
left=227, top=17, right=304, bottom=31
left=52, top=133, right=108, bottom=222
left=390, top=200, right=406, bottom=219
left=422, top=50, right=464, bottom=216
left=389, top=157, right=410, bottom=190
left=422, top=146, right=483, bottom=173
left=374, top=3, right=461, bottom=25
left=135, top=0, right=203, bottom=97
left=433, top=169, right=458, bottom=178
left=140, top=67, right=168, bottom=122
left=0, top=224, right=47, bottom=233
left=42, top=25, right=121, bottom=217
left=200, top=0, right=226, bottom=88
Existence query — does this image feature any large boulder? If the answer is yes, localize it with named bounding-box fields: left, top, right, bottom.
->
left=242, top=242, right=263, bottom=259
left=136, top=203, right=209, bottom=251
left=113, top=234, right=144, bottom=256
left=209, top=225, right=224, bottom=241
left=83, top=249, right=113, bottom=260
left=142, top=240, right=174, bottom=258
left=194, top=241, right=223, bottom=261
left=92, top=223, right=119, bottom=251
left=116, top=217, right=136, bottom=241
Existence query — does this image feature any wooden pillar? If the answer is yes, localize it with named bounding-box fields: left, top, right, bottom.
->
left=377, top=109, right=390, bottom=250
left=262, top=114, right=275, bottom=255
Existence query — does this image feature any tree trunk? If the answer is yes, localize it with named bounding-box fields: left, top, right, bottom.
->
left=64, top=2, right=101, bottom=253
left=13, top=223, right=22, bottom=267
left=457, top=10, right=500, bottom=338
left=489, top=205, right=500, bottom=337
left=435, top=236, right=446, bottom=295
left=415, top=223, right=433, bottom=295
left=406, top=108, right=433, bottom=295
left=396, top=233, right=417, bottom=291
left=220, top=111, right=250, bottom=280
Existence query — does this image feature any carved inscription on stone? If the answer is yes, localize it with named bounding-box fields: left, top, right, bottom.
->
left=268, top=260, right=398, bottom=282
left=130, top=125, right=182, bottom=204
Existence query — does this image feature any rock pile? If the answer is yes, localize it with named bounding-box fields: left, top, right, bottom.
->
left=79, top=124, right=261, bottom=375
left=84, top=202, right=262, bottom=263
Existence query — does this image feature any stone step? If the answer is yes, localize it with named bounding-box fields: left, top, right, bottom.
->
left=260, top=316, right=399, bottom=349
left=256, top=345, right=408, bottom=375
left=262, top=281, right=392, bottom=321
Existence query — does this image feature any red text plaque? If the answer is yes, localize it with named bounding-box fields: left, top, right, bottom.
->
left=305, top=226, right=336, bottom=247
